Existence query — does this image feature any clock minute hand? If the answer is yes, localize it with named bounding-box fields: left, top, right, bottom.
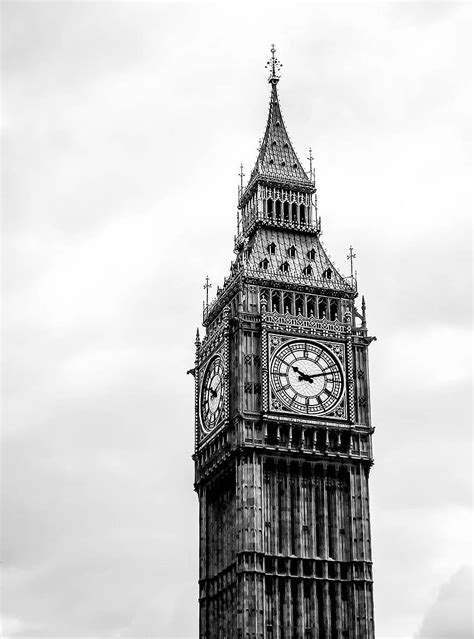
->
left=307, top=369, right=336, bottom=379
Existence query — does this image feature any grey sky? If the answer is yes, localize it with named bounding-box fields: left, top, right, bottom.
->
left=2, top=2, right=472, bottom=638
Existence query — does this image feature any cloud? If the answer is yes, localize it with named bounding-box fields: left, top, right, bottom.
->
left=416, top=565, right=473, bottom=638
left=2, top=3, right=471, bottom=638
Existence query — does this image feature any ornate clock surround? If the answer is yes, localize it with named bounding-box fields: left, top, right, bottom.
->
left=261, top=309, right=355, bottom=423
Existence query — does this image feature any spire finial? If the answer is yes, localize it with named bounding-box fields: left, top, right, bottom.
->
left=308, top=147, right=314, bottom=176
left=203, top=275, right=212, bottom=308
left=266, top=44, right=282, bottom=84
left=238, top=163, right=245, bottom=193
left=347, top=245, right=357, bottom=279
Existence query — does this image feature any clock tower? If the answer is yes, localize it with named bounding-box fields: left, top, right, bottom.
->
left=192, top=47, right=376, bottom=638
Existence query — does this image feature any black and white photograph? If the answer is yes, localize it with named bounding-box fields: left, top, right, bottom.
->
left=2, top=2, right=472, bottom=638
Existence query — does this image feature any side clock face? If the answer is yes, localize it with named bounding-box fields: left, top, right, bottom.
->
left=200, top=356, right=224, bottom=432
left=270, top=339, right=344, bottom=415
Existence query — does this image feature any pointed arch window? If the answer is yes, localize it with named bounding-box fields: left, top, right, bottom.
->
left=295, top=295, right=304, bottom=315
left=299, top=204, right=306, bottom=224
left=318, top=297, right=328, bottom=319
left=303, top=265, right=313, bottom=276
left=267, top=242, right=276, bottom=255
left=307, top=248, right=316, bottom=260
left=275, top=200, right=281, bottom=219
left=329, top=299, right=339, bottom=321
left=267, top=199, right=273, bottom=218
left=271, top=291, right=281, bottom=313
left=283, top=201, right=289, bottom=221
left=279, top=261, right=290, bottom=273
left=259, top=258, right=269, bottom=270
left=291, top=202, right=298, bottom=223
left=287, top=246, right=296, bottom=258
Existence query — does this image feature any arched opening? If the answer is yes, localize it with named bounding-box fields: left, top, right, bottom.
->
left=318, top=297, right=328, bottom=319
left=283, top=201, right=289, bottom=221
left=283, top=292, right=293, bottom=314
left=271, top=291, right=281, bottom=313
left=299, top=204, right=306, bottom=224
left=295, top=295, right=304, bottom=315
left=307, top=296, right=316, bottom=316
left=291, top=202, right=298, bottom=222
left=275, top=200, right=281, bottom=220
left=267, top=199, right=273, bottom=218
left=329, top=299, right=339, bottom=321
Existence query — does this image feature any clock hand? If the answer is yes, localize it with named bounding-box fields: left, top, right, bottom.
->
left=210, top=380, right=222, bottom=398
left=291, top=366, right=314, bottom=384
left=306, top=369, right=336, bottom=379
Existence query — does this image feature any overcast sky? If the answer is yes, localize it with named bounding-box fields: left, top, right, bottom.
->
left=2, top=2, right=472, bottom=638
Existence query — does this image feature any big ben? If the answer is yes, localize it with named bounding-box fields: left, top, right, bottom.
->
left=192, top=46, right=376, bottom=638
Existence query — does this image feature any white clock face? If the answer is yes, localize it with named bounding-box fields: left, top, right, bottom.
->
left=270, top=339, right=344, bottom=415
left=200, top=356, right=224, bottom=432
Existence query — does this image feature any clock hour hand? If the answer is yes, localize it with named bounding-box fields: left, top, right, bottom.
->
left=292, top=365, right=314, bottom=384
left=209, top=380, right=222, bottom=398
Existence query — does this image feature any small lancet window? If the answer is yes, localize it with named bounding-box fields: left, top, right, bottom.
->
left=318, top=297, right=328, bottom=319
left=300, top=204, right=306, bottom=224
left=292, top=162, right=297, bottom=168
left=280, top=261, right=290, bottom=273
left=283, top=142, right=289, bottom=149
left=281, top=161, right=286, bottom=167
left=267, top=199, right=273, bottom=217
left=287, top=246, right=296, bottom=258
left=295, top=296, right=304, bottom=315
left=272, top=141, right=277, bottom=147
left=303, top=265, right=313, bottom=276
left=259, top=258, right=269, bottom=270
left=283, top=201, right=289, bottom=221
left=307, top=248, right=316, bottom=260
left=271, top=291, right=281, bottom=313
left=269, top=159, right=274, bottom=165
left=329, top=299, right=339, bottom=321
left=291, top=202, right=298, bottom=223
left=322, top=267, right=332, bottom=280
left=275, top=200, right=281, bottom=219
left=267, top=242, right=276, bottom=255
left=275, top=120, right=281, bottom=127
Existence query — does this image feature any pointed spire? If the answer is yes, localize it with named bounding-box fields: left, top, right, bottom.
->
left=240, top=46, right=315, bottom=203
left=361, top=296, right=367, bottom=328
left=195, top=328, right=201, bottom=346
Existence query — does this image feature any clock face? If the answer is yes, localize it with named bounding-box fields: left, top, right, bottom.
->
left=200, top=356, right=224, bottom=432
left=270, top=339, right=344, bottom=415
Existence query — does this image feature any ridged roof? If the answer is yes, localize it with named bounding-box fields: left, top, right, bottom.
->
left=244, top=228, right=350, bottom=291
left=242, top=81, right=315, bottom=202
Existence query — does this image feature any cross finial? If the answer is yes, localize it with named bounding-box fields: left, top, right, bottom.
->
left=308, top=147, right=314, bottom=175
left=238, top=163, right=245, bottom=192
left=347, top=245, right=357, bottom=279
left=265, top=44, right=282, bottom=84
left=203, top=275, right=212, bottom=308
